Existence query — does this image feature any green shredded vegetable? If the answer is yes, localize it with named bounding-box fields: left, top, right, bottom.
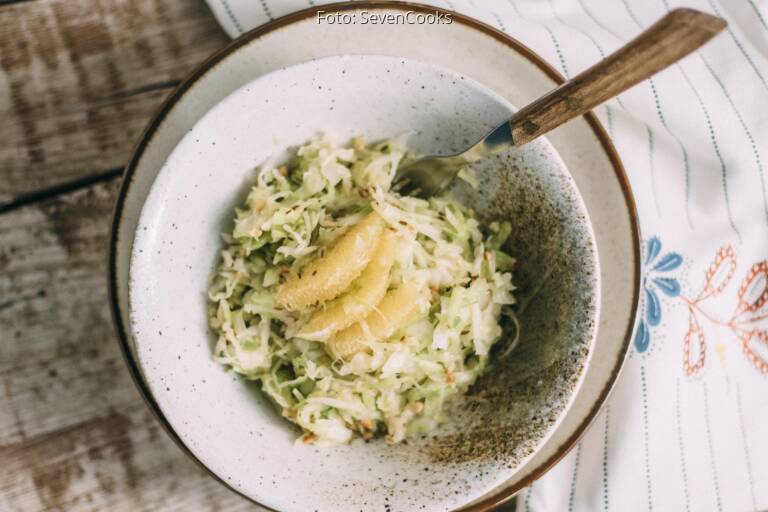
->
left=208, top=135, right=516, bottom=445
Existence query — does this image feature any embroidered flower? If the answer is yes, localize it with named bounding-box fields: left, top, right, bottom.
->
left=632, top=238, right=767, bottom=374
left=634, top=237, right=683, bottom=353
left=681, top=248, right=768, bottom=375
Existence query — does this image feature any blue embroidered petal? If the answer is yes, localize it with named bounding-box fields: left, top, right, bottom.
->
left=653, top=252, right=683, bottom=272
left=646, top=288, right=662, bottom=326
left=635, top=319, right=650, bottom=352
left=653, top=277, right=681, bottom=297
left=646, top=237, right=661, bottom=265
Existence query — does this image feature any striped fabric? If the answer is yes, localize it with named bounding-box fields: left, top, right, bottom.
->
left=205, top=1, right=768, bottom=510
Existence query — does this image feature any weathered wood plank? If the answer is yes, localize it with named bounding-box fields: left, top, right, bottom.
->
left=0, top=176, right=519, bottom=511
left=0, top=0, right=229, bottom=204
left=0, top=403, right=260, bottom=512
left=0, top=0, right=516, bottom=505
left=0, top=179, right=259, bottom=511
left=0, top=179, right=125, bottom=443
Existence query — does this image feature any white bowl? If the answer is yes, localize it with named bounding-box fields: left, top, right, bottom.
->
left=109, top=4, right=639, bottom=511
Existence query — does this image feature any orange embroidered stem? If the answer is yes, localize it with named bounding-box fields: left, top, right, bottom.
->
left=675, top=245, right=766, bottom=375
left=680, top=295, right=744, bottom=332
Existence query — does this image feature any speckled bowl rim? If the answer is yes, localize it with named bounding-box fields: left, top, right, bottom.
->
left=107, top=2, right=641, bottom=511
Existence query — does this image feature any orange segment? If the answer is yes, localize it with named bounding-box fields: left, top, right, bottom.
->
left=277, top=211, right=385, bottom=311
left=298, top=230, right=399, bottom=341
left=327, top=282, right=425, bottom=359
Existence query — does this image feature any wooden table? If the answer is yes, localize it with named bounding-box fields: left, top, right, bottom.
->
left=0, top=1, right=516, bottom=510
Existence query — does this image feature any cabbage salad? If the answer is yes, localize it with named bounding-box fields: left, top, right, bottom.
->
left=208, top=135, right=516, bottom=445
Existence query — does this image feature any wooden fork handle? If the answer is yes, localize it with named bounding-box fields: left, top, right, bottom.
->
left=508, top=8, right=726, bottom=146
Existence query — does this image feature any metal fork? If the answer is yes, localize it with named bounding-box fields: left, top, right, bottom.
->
left=393, top=8, right=726, bottom=197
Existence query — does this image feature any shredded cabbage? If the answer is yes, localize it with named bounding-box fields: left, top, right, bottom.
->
left=208, top=135, right=516, bottom=445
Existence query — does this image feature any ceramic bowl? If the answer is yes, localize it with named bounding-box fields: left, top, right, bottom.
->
left=109, top=4, right=640, bottom=511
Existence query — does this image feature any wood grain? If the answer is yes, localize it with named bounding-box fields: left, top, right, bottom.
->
left=0, top=0, right=229, bottom=204
left=0, top=181, right=259, bottom=511
left=0, top=177, right=514, bottom=511
left=509, top=8, right=726, bottom=146
left=0, top=1, right=515, bottom=509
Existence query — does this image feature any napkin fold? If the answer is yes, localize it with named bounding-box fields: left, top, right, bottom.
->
left=205, top=1, right=768, bottom=510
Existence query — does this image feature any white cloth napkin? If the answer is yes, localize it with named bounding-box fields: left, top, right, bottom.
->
left=204, top=1, right=768, bottom=510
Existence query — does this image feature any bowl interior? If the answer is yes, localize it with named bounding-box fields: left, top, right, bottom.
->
left=128, top=55, right=598, bottom=512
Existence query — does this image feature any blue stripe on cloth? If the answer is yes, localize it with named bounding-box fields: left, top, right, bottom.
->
left=698, top=53, right=768, bottom=226
left=656, top=0, right=742, bottom=240
left=506, top=0, right=624, bottom=180
left=675, top=63, right=742, bottom=240
left=506, top=0, right=570, bottom=78
left=682, top=134, right=693, bottom=228
left=548, top=0, right=606, bottom=58
left=647, top=79, right=670, bottom=131
left=220, top=0, right=244, bottom=35
left=576, top=0, right=623, bottom=42
left=568, top=443, right=582, bottom=512
left=259, top=0, right=273, bottom=21
left=624, top=0, right=695, bottom=220
left=736, top=383, right=758, bottom=510
left=747, top=0, right=768, bottom=32
left=525, top=484, right=533, bottom=511
left=675, top=378, right=691, bottom=512
left=605, top=104, right=614, bottom=137
left=647, top=126, right=661, bottom=217
left=605, top=0, right=693, bottom=226
left=492, top=12, right=508, bottom=32
left=602, top=405, right=610, bottom=512
left=576, top=0, right=694, bottom=225
left=506, top=1, right=522, bottom=18
left=641, top=365, right=654, bottom=511
left=542, top=24, right=571, bottom=78
left=706, top=0, right=768, bottom=94
left=547, top=0, right=618, bottom=137
left=702, top=381, right=724, bottom=511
